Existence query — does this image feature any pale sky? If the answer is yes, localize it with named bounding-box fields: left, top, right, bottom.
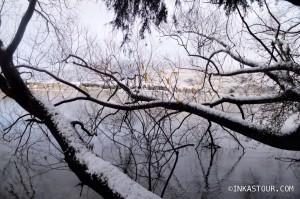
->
left=77, top=1, right=185, bottom=59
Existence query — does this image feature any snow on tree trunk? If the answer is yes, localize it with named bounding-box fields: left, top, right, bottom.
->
left=39, top=98, right=161, bottom=199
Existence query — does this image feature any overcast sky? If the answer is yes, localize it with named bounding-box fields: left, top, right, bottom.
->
left=77, top=1, right=185, bottom=59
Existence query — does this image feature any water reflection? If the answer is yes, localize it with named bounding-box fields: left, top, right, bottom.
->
left=0, top=138, right=299, bottom=198
left=163, top=147, right=300, bottom=199
left=0, top=99, right=99, bottom=198
left=1, top=160, right=36, bottom=199
left=0, top=98, right=299, bottom=198
left=0, top=148, right=99, bottom=199
left=196, top=148, right=244, bottom=199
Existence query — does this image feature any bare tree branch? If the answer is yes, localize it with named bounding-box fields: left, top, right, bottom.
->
left=6, top=0, right=37, bottom=56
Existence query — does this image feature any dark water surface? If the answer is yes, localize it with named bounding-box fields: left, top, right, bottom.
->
left=0, top=99, right=299, bottom=199
left=0, top=140, right=299, bottom=199
left=164, top=146, right=300, bottom=199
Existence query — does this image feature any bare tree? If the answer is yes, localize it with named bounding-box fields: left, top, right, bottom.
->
left=0, top=1, right=161, bottom=198
left=157, top=0, right=300, bottom=151
left=0, top=0, right=300, bottom=199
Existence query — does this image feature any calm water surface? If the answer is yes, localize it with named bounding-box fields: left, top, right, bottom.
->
left=0, top=98, right=299, bottom=199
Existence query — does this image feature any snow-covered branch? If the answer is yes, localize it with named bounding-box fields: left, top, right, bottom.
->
left=41, top=99, right=161, bottom=199
left=202, top=92, right=297, bottom=107
left=54, top=95, right=300, bottom=151
left=210, top=61, right=299, bottom=76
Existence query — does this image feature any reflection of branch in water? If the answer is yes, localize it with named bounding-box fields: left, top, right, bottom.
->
left=220, top=126, right=245, bottom=151
left=196, top=148, right=245, bottom=197
left=196, top=148, right=217, bottom=190
left=206, top=149, right=217, bottom=189
left=159, top=159, right=189, bottom=198
left=161, top=150, right=179, bottom=198
left=275, top=157, right=300, bottom=180
left=275, top=157, right=300, bottom=167
left=215, top=151, right=244, bottom=184
left=7, top=184, right=19, bottom=199
left=6, top=161, right=36, bottom=199
left=196, top=121, right=221, bottom=150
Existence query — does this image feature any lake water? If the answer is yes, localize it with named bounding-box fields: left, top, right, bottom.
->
left=0, top=98, right=299, bottom=199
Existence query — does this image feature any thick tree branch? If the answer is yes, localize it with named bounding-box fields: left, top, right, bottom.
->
left=0, top=73, right=11, bottom=95
left=202, top=92, right=299, bottom=107
left=210, top=61, right=300, bottom=76
left=54, top=96, right=300, bottom=151
left=6, top=0, right=37, bottom=56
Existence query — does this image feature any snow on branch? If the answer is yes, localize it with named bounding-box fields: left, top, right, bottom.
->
left=54, top=94, right=300, bottom=150
left=203, top=92, right=298, bottom=107
left=211, top=61, right=298, bottom=76
left=37, top=97, right=161, bottom=199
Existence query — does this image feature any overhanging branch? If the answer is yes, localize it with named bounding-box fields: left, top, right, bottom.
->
left=6, top=0, right=37, bottom=56
left=53, top=96, right=300, bottom=151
